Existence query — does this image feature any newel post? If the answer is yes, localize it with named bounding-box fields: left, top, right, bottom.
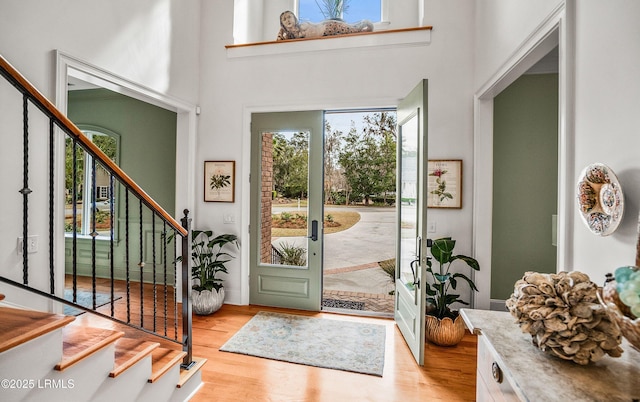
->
left=180, top=209, right=194, bottom=368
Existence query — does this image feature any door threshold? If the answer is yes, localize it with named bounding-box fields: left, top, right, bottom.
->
left=321, top=307, right=393, bottom=319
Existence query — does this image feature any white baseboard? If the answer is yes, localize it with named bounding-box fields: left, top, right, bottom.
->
left=490, top=299, right=507, bottom=312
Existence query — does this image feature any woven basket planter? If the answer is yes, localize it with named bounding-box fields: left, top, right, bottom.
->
left=425, top=314, right=466, bottom=346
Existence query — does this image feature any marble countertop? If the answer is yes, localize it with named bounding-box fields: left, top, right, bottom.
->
left=461, top=308, right=640, bottom=402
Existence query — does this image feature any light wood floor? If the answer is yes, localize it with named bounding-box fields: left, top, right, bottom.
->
left=68, top=277, right=478, bottom=401
left=190, top=305, right=477, bottom=402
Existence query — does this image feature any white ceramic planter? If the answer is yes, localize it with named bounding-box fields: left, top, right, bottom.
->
left=192, top=287, right=225, bottom=315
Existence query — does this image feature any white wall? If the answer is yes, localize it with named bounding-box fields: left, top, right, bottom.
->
left=474, top=0, right=563, bottom=88
left=0, top=0, right=201, bottom=306
left=571, top=1, right=640, bottom=279
left=475, top=0, right=640, bottom=291
left=198, top=0, right=476, bottom=304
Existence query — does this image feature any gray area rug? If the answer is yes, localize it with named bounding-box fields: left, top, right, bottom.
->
left=220, top=311, right=386, bottom=376
left=63, top=289, right=120, bottom=316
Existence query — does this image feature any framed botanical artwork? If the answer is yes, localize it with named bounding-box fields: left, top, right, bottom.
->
left=204, top=161, right=235, bottom=202
left=427, top=160, right=462, bottom=209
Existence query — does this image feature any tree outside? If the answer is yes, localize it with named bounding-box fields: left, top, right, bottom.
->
left=329, top=111, right=397, bottom=205
left=270, top=111, right=397, bottom=206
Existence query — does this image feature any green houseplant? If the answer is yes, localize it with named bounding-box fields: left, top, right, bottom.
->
left=188, top=230, right=239, bottom=315
left=425, top=237, right=480, bottom=346
left=315, top=0, right=350, bottom=20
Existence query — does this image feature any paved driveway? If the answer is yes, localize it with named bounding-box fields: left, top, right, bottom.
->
left=271, top=206, right=396, bottom=270
left=271, top=206, right=397, bottom=295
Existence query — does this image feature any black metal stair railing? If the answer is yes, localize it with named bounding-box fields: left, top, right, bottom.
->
left=0, top=55, right=195, bottom=368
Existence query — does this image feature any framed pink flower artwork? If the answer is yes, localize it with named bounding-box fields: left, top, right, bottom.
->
left=427, top=160, right=462, bottom=209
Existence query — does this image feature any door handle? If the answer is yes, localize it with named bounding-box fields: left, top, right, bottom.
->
left=410, top=259, right=420, bottom=289
left=308, top=220, right=318, bottom=241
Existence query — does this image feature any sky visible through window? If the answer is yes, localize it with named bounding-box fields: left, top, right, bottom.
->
left=298, top=0, right=381, bottom=23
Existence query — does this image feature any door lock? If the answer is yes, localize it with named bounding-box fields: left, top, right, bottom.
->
left=308, top=220, right=318, bottom=241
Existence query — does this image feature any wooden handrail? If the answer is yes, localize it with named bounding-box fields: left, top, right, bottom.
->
left=0, top=55, right=187, bottom=236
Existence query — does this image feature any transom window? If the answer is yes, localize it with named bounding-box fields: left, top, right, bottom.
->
left=298, top=0, right=382, bottom=23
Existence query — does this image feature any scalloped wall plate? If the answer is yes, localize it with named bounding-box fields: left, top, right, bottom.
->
left=577, top=163, right=624, bottom=236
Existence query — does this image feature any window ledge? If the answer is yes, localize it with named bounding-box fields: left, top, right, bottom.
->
left=225, top=26, right=432, bottom=59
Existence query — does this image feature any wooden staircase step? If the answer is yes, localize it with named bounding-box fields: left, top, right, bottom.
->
left=149, top=347, right=187, bottom=383
left=110, top=338, right=160, bottom=378
left=0, top=305, right=75, bottom=353
left=177, top=357, right=207, bottom=388
left=56, top=326, right=124, bottom=371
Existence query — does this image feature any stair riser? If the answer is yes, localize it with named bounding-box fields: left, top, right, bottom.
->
left=137, top=364, right=181, bottom=402
left=172, top=370, right=203, bottom=402
left=0, top=330, right=63, bottom=401
left=26, top=345, right=115, bottom=402
left=91, top=356, right=153, bottom=402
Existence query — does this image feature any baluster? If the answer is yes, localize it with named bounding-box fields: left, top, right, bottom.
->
left=91, top=157, right=97, bottom=309
left=181, top=210, right=193, bottom=367
left=49, top=119, right=55, bottom=294
left=152, top=213, right=157, bottom=333
left=109, top=174, right=115, bottom=317
left=20, top=95, right=30, bottom=284
left=163, top=221, right=168, bottom=337
left=173, top=227, right=178, bottom=340
left=71, top=138, right=78, bottom=303
left=139, top=198, right=144, bottom=328
left=125, top=189, right=131, bottom=323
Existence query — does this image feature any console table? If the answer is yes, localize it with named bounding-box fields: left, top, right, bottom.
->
left=460, top=308, right=640, bottom=401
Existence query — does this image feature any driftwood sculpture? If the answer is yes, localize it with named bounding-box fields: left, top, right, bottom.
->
left=506, top=271, right=622, bottom=365
left=277, top=10, right=373, bottom=41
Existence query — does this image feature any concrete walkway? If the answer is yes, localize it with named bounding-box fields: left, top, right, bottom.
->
left=272, top=206, right=396, bottom=313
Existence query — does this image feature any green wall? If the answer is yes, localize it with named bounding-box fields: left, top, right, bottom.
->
left=492, top=73, right=558, bottom=300
left=65, top=88, right=177, bottom=282
left=68, top=88, right=177, bottom=213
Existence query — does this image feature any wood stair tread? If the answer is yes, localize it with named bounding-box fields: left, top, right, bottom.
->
left=110, top=338, right=160, bottom=378
left=149, top=347, right=187, bottom=383
left=0, top=305, right=75, bottom=353
left=56, top=326, right=124, bottom=371
left=177, top=357, right=207, bottom=388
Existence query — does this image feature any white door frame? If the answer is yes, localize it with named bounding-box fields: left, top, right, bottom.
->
left=240, top=97, right=398, bottom=304
left=53, top=51, right=197, bottom=299
left=472, top=2, right=575, bottom=309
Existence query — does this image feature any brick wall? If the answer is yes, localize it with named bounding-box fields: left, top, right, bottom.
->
left=260, top=133, right=273, bottom=263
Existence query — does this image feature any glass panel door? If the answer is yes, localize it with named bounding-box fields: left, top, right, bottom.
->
left=250, top=111, right=324, bottom=310
left=395, top=80, right=428, bottom=365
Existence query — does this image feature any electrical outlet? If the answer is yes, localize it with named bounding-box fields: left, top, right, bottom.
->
left=428, top=222, right=436, bottom=233
left=17, top=235, right=38, bottom=254
left=223, top=214, right=235, bottom=224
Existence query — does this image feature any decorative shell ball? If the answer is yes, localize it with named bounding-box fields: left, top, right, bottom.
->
left=506, top=271, right=622, bottom=365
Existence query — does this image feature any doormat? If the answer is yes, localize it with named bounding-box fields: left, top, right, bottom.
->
left=63, top=289, right=121, bottom=316
left=220, top=311, right=386, bottom=376
left=322, top=298, right=365, bottom=310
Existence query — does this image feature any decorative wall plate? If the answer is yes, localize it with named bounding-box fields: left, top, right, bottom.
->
left=577, top=163, right=624, bottom=236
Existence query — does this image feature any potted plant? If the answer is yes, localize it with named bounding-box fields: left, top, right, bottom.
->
left=188, top=230, right=239, bottom=315
left=425, top=237, right=480, bottom=346
left=315, top=0, right=350, bottom=20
